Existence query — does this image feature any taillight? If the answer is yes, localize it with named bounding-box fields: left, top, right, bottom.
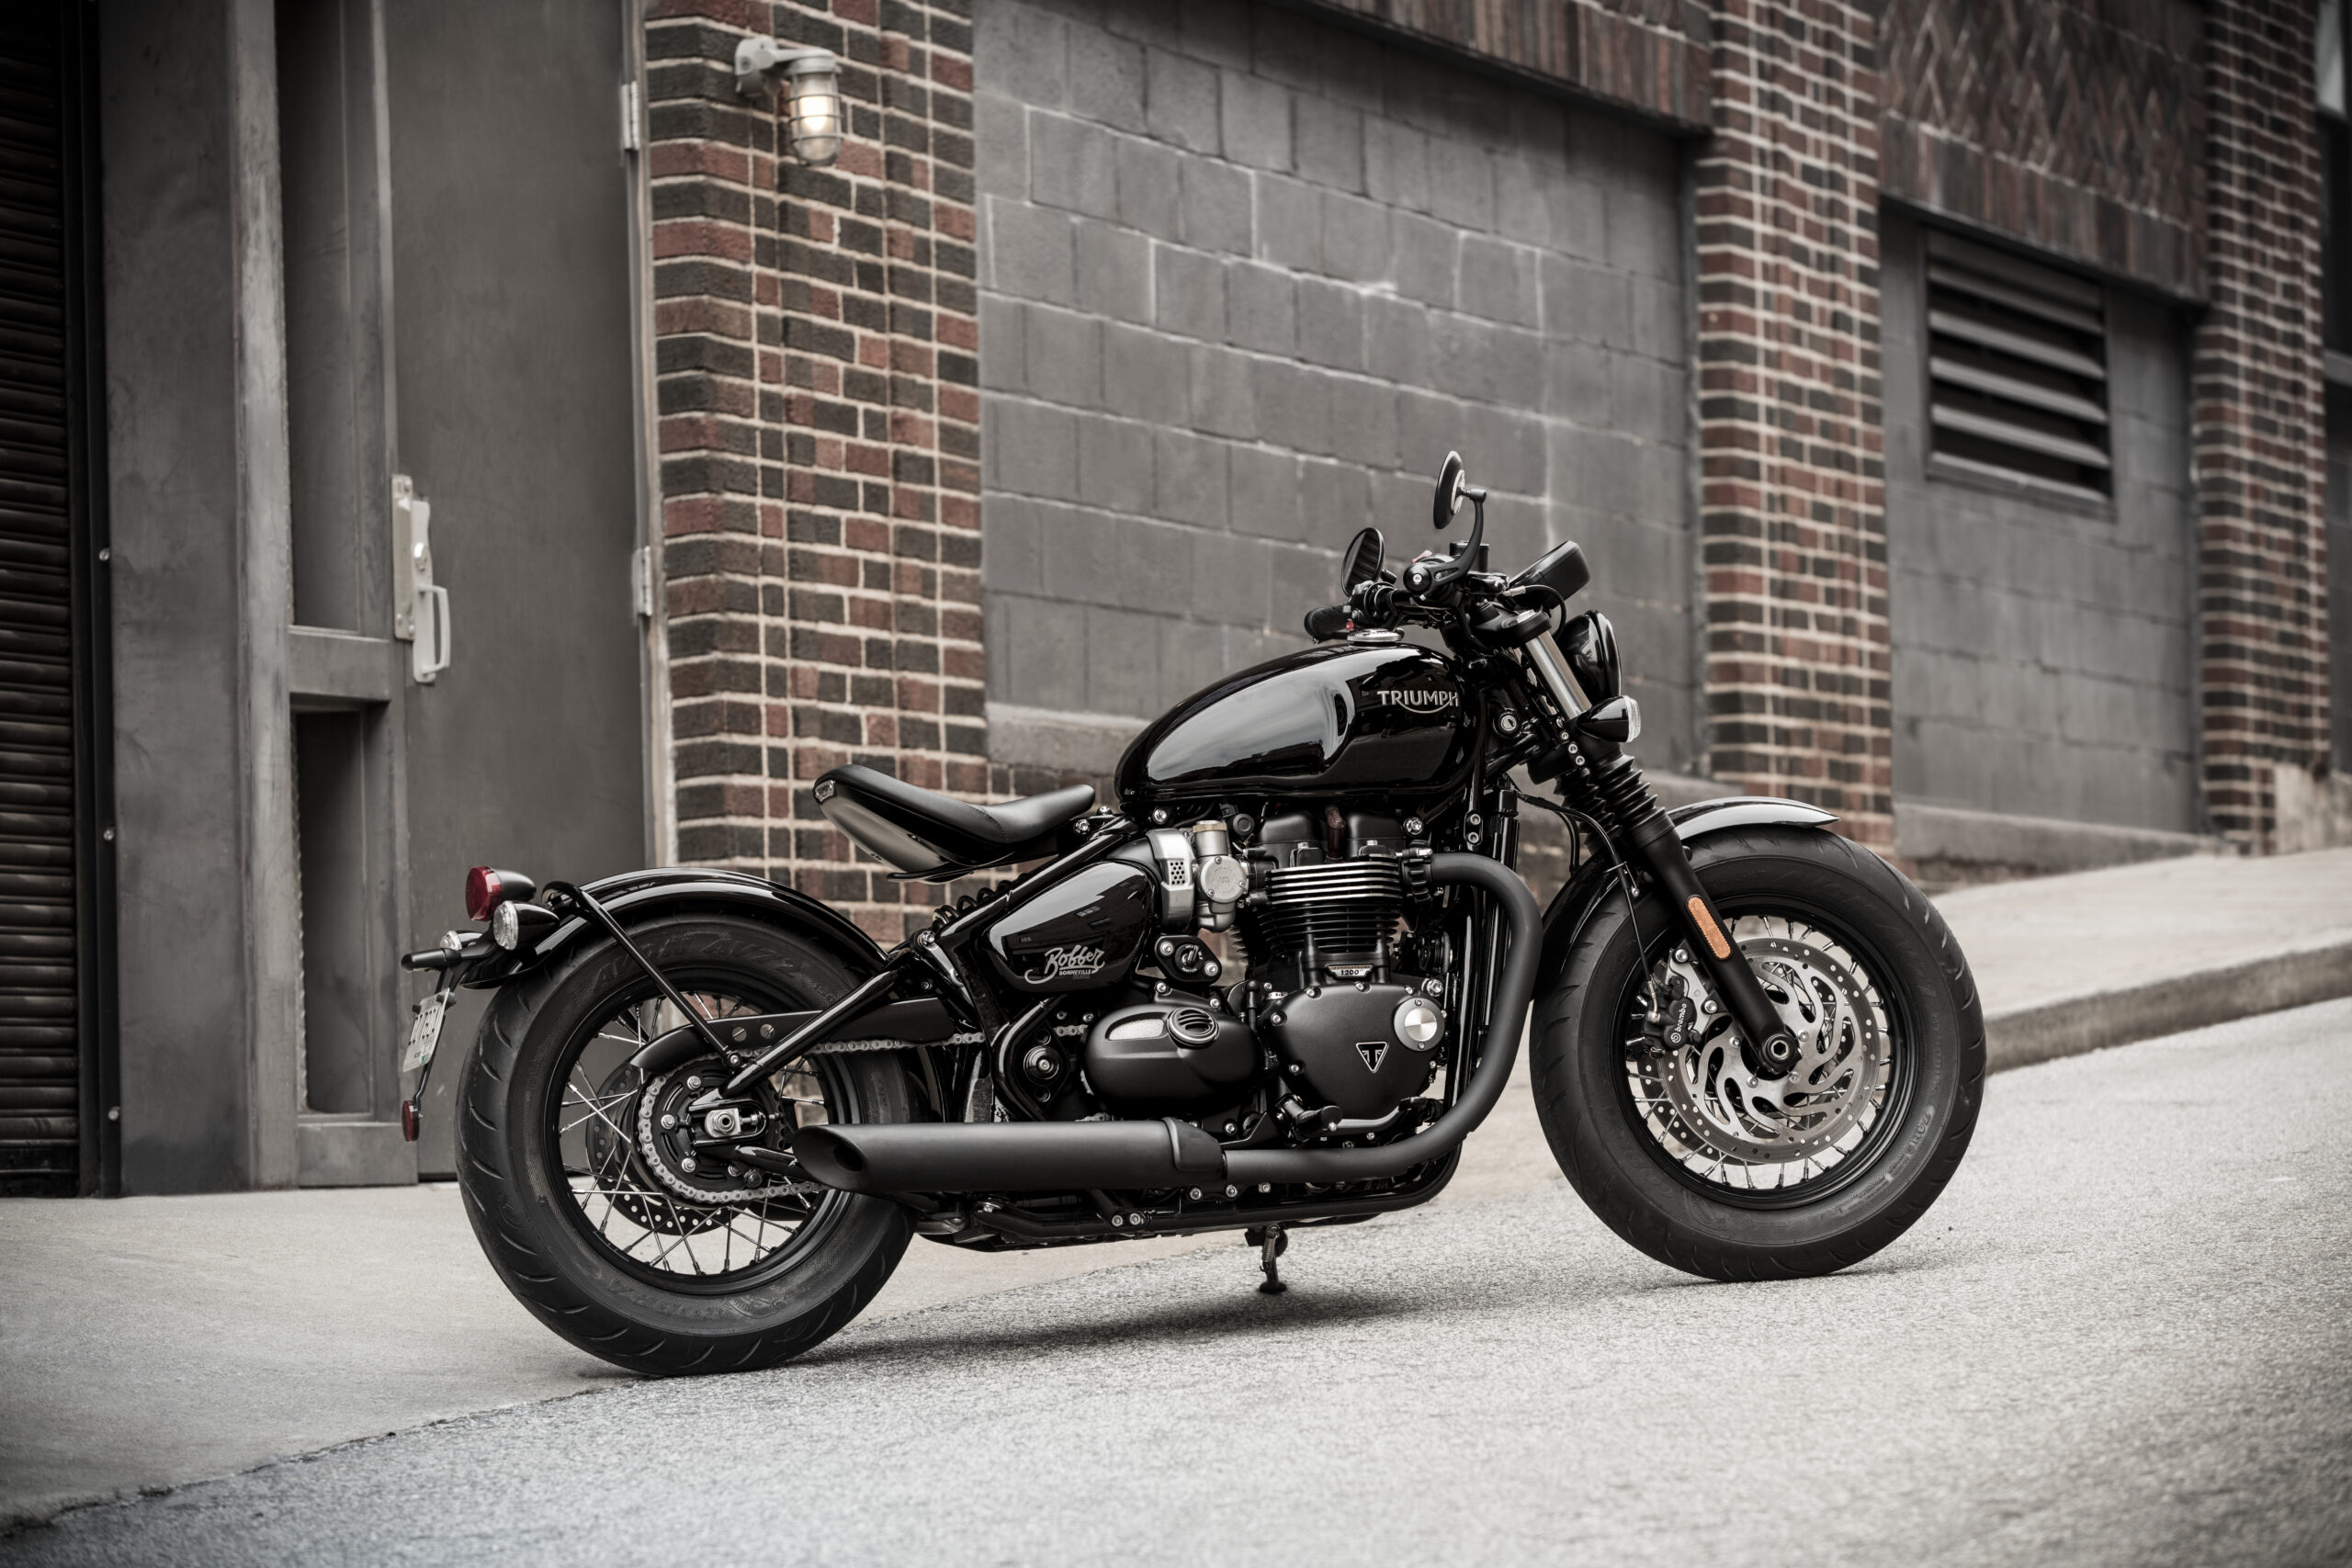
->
left=464, top=867, right=502, bottom=920
left=464, top=866, right=537, bottom=921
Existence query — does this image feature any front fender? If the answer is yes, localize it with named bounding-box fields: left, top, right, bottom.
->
left=1533, top=796, right=1838, bottom=981
left=462, top=867, right=888, bottom=989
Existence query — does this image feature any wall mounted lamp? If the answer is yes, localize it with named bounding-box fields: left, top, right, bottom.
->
left=735, top=39, right=842, bottom=166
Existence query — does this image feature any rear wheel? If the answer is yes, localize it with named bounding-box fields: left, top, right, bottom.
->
left=1532, top=827, right=1984, bottom=1280
left=458, top=915, right=912, bottom=1374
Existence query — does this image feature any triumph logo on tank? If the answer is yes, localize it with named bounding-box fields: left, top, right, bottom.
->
left=1023, top=943, right=1106, bottom=984
left=1374, top=685, right=1457, bottom=712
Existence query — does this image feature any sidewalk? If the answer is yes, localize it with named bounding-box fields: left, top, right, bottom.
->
left=6, top=846, right=2350, bottom=1529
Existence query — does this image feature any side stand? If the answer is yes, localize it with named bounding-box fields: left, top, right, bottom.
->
left=1245, top=1224, right=1288, bottom=1294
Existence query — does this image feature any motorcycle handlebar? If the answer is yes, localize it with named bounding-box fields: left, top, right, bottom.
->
left=1303, top=603, right=1351, bottom=640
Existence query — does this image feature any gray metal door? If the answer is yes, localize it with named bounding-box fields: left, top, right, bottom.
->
left=383, top=0, right=650, bottom=1176
left=277, top=0, right=650, bottom=1181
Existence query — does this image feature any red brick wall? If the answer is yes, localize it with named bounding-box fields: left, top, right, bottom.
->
left=2194, top=0, right=2331, bottom=847
left=1304, top=0, right=1714, bottom=128
left=1879, top=0, right=2206, bottom=300
left=646, top=0, right=980, bottom=941
left=1692, top=0, right=1892, bottom=847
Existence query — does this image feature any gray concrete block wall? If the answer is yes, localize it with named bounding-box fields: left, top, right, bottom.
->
left=974, top=0, right=1696, bottom=767
left=1882, top=212, right=2199, bottom=833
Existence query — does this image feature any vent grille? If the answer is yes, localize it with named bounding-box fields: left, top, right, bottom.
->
left=1926, top=230, right=2110, bottom=498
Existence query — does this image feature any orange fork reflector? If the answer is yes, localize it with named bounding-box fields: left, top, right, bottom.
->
left=1687, top=897, right=1731, bottom=960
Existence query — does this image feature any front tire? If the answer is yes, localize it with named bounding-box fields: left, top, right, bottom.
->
left=1532, top=827, right=1984, bottom=1280
left=457, top=914, right=913, bottom=1375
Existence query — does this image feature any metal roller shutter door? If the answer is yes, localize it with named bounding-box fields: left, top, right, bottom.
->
left=0, top=13, right=80, bottom=1189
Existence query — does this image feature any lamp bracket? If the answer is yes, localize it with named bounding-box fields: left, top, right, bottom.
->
left=735, top=38, right=833, bottom=98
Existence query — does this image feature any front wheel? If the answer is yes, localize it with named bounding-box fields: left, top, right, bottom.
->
left=1532, top=826, right=1984, bottom=1280
left=457, top=914, right=914, bottom=1375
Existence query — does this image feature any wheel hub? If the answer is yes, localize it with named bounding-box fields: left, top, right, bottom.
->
left=636, top=1059, right=777, bottom=1207
left=1626, top=915, right=1894, bottom=1192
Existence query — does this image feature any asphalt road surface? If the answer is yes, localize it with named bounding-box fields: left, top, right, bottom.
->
left=7, top=1000, right=2349, bottom=1568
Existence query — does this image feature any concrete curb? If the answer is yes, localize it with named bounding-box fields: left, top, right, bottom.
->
left=1986, top=938, right=2352, bottom=1073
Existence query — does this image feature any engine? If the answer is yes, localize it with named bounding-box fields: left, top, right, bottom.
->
left=1042, top=809, right=1447, bottom=1137
left=1238, top=811, right=1445, bottom=1127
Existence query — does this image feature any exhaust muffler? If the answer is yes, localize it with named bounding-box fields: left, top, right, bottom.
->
left=794, top=1116, right=1226, bottom=1196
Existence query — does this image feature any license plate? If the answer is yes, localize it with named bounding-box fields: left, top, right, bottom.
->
left=402, top=987, right=453, bottom=1073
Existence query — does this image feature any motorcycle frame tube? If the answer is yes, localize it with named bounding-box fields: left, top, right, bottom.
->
left=628, top=995, right=967, bottom=1079
left=1225, top=852, right=1540, bottom=1187
left=719, top=959, right=910, bottom=1096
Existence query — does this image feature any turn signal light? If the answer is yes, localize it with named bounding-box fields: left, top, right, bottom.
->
left=464, top=866, right=537, bottom=922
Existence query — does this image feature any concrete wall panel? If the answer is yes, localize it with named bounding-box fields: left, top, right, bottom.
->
left=1883, top=212, right=2198, bottom=834
left=976, top=0, right=1696, bottom=771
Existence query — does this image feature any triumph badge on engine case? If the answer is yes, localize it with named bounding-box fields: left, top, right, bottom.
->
left=1263, top=982, right=1438, bottom=1120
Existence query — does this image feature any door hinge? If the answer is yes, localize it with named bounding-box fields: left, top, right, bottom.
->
left=631, top=546, right=656, bottom=620
left=619, top=81, right=640, bottom=152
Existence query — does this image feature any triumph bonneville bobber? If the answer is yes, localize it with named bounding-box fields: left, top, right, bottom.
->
left=401, top=453, right=1984, bottom=1375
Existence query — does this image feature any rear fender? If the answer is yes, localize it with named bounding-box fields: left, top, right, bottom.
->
left=1534, top=797, right=1838, bottom=981
left=461, top=867, right=888, bottom=989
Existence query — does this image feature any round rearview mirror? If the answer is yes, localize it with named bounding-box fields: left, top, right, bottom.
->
left=1432, top=451, right=1465, bottom=531
left=1342, top=526, right=1385, bottom=592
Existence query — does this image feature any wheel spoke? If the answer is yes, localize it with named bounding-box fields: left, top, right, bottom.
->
left=552, top=985, right=845, bottom=1283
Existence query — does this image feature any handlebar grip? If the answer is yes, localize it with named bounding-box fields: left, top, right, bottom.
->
left=1303, top=604, right=1351, bottom=640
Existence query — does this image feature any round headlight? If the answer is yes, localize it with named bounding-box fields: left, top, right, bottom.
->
left=1557, top=610, right=1622, bottom=704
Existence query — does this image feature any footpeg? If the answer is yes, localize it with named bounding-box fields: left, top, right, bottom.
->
left=1278, top=1094, right=1340, bottom=1135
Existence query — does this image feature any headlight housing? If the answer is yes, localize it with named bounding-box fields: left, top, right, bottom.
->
left=1556, top=610, right=1621, bottom=704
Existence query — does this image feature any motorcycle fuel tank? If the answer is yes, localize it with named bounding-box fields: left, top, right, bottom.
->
left=1114, top=641, right=1475, bottom=806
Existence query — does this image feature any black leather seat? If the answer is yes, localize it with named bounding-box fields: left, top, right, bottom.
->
left=812, top=764, right=1096, bottom=878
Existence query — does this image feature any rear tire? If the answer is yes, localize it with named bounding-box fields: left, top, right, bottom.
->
left=457, top=914, right=912, bottom=1375
left=1531, top=827, right=1984, bottom=1280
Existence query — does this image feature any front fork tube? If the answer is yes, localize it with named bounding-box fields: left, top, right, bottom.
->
left=1622, top=810, right=1801, bottom=1075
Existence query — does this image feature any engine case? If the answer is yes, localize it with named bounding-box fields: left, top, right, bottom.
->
left=1083, top=1000, right=1258, bottom=1111
left=1263, top=981, right=1438, bottom=1119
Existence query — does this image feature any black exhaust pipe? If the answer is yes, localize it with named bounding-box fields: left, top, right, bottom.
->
left=793, top=853, right=1540, bottom=1198
left=795, top=1116, right=1227, bottom=1195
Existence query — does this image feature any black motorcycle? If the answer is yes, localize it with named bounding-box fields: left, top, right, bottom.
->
left=400, top=453, right=1984, bottom=1375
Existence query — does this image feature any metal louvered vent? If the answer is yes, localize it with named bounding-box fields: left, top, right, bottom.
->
left=0, top=14, right=82, bottom=1189
left=1926, top=230, right=2111, bottom=497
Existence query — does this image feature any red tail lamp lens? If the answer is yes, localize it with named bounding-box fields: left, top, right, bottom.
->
left=464, top=866, right=504, bottom=922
